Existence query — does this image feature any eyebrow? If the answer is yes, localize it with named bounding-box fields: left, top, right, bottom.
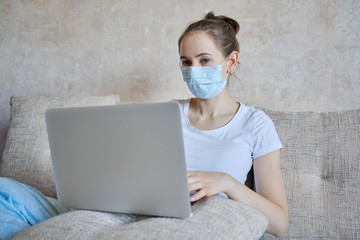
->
left=180, top=53, right=212, bottom=59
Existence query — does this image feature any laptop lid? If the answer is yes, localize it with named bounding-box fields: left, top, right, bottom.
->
left=45, top=102, right=192, bottom=218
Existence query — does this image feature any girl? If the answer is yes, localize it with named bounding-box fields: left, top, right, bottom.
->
left=177, top=12, right=288, bottom=238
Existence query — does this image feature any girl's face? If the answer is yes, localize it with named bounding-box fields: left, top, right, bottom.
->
left=179, top=31, right=230, bottom=80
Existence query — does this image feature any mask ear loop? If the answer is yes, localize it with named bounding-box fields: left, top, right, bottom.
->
left=224, top=72, right=229, bottom=81
left=222, top=56, right=229, bottom=65
left=222, top=56, right=230, bottom=81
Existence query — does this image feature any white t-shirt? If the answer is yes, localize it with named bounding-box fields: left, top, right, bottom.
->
left=174, top=99, right=283, bottom=184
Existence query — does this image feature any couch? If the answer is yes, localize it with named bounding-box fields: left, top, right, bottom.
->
left=0, top=96, right=359, bottom=239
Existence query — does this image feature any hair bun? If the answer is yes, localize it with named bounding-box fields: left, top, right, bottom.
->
left=204, top=11, right=240, bottom=35
left=204, top=11, right=216, bottom=20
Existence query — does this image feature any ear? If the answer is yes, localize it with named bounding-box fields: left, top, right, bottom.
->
left=227, top=51, right=239, bottom=74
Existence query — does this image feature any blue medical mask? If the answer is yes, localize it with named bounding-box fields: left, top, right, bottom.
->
left=181, top=60, right=228, bottom=99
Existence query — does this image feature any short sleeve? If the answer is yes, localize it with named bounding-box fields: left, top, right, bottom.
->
left=252, top=110, right=282, bottom=159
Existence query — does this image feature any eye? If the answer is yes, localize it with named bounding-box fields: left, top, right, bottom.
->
left=200, top=58, right=211, bottom=65
left=180, top=60, right=191, bottom=67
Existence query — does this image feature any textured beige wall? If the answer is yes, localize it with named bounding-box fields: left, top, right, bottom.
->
left=1, top=0, right=360, bottom=158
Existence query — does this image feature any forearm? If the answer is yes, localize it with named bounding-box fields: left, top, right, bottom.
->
left=225, top=176, right=288, bottom=238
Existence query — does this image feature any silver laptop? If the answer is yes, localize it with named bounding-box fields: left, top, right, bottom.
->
left=45, top=102, right=209, bottom=218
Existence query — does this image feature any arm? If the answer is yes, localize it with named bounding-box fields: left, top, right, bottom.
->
left=188, top=150, right=288, bottom=238
left=228, top=150, right=288, bottom=237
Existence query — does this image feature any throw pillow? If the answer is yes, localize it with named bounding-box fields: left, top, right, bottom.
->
left=0, top=95, right=121, bottom=198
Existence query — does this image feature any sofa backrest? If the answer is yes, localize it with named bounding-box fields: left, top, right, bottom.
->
left=261, top=109, right=360, bottom=239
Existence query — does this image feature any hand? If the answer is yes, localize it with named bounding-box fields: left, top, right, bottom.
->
left=187, top=170, right=233, bottom=202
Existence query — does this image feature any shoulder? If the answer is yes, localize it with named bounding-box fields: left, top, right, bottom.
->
left=242, top=105, right=282, bottom=158
left=240, top=104, right=272, bottom=124
left=240, top=104, right=278, bottom=140
left=170, top=99, right=191, bottom=117
left=171, top=99, right=190, bottom=104
left=170, top=99, right=190, bottom=108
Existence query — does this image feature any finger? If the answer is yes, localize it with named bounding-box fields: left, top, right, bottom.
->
left=187, top=170, right=196, bottom=177
left=188, top=181, right=203, bottom=192
left=187, top=177, right=197, bottom=184
left=190, top=188, right=207, bottom=202
left=187, top=174, right=201, bottom=184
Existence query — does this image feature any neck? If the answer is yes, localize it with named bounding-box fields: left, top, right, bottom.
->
left=190, top=89, right=238, bottom=118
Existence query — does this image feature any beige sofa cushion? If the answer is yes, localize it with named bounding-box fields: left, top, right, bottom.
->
left=261, top=109, right=360, bottom=239
left=0, top=95, right=120, bottom=198
left=13, top=196, right=268, bottom=240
